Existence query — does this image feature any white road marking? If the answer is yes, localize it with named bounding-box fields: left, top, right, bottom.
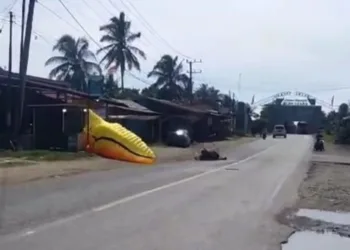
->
left=92, top=145, right=276, bottom=212
left=2, top=144, right=277, bottom=241
left=22, top=230, right=35, bottom=236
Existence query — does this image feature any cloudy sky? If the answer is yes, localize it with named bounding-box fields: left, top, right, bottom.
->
left=0, top=0, right=350, bottom=109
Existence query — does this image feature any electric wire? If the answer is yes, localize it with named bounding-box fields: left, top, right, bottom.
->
left=0, top=0, right=19, bottom=230
left=95, top=0, right=114, bottom=17
left=57, top=0, right=101, bottom=48
left=119, top=0, right=193, bottom=59
left=0, top=0, right=19, bottom=33
left=36, top=1, right=81, bottom=33
left=55, top=0, right=154, bottom=83
left=0, top=17, right=53, bottom=45
left=81, top=0, right=105, bottom=23
left=0, top=0, right=18, bottom=15
left=103, top=0, right=161, bottom=52
left=36, top=0, right=176, bottom=76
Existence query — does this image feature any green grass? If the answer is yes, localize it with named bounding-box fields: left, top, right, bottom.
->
left=0, top=150, right=94, bottom=162
left=323, top=133, right=335, bottom=143
left=0, top=160, right=36, bottom=168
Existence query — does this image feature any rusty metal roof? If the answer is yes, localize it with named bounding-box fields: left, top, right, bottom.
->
left=108, top=115, right=159, bottom=121
left=0, top=68, right=70, bottom=87
left=110, top=99, right=154, bottom=113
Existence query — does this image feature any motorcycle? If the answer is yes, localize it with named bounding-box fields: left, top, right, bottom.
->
left=262, top=133, right=267, bottom=140
left=314, top=136, right=325, bottom=151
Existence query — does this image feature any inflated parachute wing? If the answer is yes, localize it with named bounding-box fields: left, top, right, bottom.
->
left=81, top=110, right=156, bottom=164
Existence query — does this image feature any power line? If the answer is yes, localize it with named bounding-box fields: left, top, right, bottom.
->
left=121, top=0, right=194, bottom=59
left=36, top=1, right=81, bottom=33
left=104, top=0, right=187, bottom=58
left=57, top=0, right=102, bottom=48
left=14, top=20, right=51, bottom=44
left=126, top=71, right=152, bottom=85
left=107, top=0, right=121, bottom=12
left=0, top=0, right=18, bottom=15
left=0, top=17, right=52, bottom=45
left=34, top=0, right=180, bottom=86
left=93, top=0, right=114, bottom=17
left=102, top=0, right=160, bottom=51
left=0, top=0, right=19, bottom=32
left=81, top=0, right=105, bottom=23
left=55, top=0, right=161, bottom=83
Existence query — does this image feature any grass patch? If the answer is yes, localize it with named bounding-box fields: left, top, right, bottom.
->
left=0, top=160, right=36, bottom=168
left=323, top=133, right=335, bottom=143
left=0, top=150, right=94, bottom=162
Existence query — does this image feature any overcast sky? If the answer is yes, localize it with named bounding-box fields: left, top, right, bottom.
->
left=0, top=0, right=350, bottom=109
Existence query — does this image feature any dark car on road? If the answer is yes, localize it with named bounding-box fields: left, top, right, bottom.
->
left=166, top=129, right=191, bottom=148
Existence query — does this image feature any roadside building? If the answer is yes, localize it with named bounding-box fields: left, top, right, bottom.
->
left=0, top=69, right=159, bottom=150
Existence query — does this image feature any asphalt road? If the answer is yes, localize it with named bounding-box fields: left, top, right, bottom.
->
left=0, top=135, right=312, bottom=250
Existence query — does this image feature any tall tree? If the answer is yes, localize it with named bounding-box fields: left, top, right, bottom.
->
left=98, top=12, right=146, bottom=91
left=219, top=94, right=235, bottom=109
left=338, top=103, right=349, bottom=119
left=147, top=55, right=189, bottom=101
left=194, top=83, right=220, bottom=108
left=45, top=35, right=101, bottom=91
left=141, top=85, right=158, bottom=98
left=102, top=74, right=119, bottom=98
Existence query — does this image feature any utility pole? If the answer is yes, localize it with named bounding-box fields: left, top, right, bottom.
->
left=19, top=0, right=26, bottom=73
left=15, top=0, right=36, bottom=146
left=186, top=59, right=202, bottom=103
left=237, top=73, right=242, bottom=100
left=0, top=12, right=13, bottom=230
left=6, top=11, right=13, bottom=132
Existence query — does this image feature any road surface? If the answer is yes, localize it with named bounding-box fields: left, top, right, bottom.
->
left=0, top=135, right=312, bottom=250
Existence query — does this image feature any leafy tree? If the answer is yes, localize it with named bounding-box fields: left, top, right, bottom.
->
left=102, top=74, right=119, bottom=98
left=194, top=84, right=220, bottom=108
left=141, top=85, right=158, bottom=98
left=260, top=105, right=270, bottom=120
left=147, top=55, right=189, bottom=101
left=45, top=35, right=101, bottom=91
left=117, top=88, right=140, bottom=99
left=98, top=12, right=146, bottom=91
left=219, top=94, right=235, bottom=109
left=338, top=103, right=349, bottom=119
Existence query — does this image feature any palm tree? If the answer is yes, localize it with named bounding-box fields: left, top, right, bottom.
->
left=98, top=12, right=146, bottom=91
left=147, top=55, right=189, bottom=100
left=45, top=35, right=101, bottom=91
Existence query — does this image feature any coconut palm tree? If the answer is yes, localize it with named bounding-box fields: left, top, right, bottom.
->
left=147, top=55, right=189, bottom=100
left=98, top=12, right=146, bottom=91
left=45, top=34, right=101, bottom=91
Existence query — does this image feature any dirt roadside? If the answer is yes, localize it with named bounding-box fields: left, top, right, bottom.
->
left=277, top=142, right=350, bottom=235
left=0, top=137, right=256, bottom=185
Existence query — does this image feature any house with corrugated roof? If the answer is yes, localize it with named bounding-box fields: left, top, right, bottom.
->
left=0, top=69, right=159, bottom=150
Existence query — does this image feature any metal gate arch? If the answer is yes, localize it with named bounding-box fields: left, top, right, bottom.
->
left=253, top=90, right=326, bottom=133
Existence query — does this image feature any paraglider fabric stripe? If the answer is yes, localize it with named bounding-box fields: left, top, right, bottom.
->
left=92, top=136, right=154, bottom=159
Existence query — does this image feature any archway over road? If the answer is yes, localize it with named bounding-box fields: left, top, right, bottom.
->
left=252, top=91, right=329, bottom=134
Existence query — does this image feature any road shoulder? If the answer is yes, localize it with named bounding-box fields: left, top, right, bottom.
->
left=277, top=142, right=350, bottom=241
left=1, top=137, right=256, bottom=185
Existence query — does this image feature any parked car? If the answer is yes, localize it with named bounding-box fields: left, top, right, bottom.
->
left=272, top=124, right=287, bottom=138
left=166, top=129, right=191, bottom=148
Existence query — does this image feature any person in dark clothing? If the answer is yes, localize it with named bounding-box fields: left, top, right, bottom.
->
left=314, top=129, right=325, bottom=151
